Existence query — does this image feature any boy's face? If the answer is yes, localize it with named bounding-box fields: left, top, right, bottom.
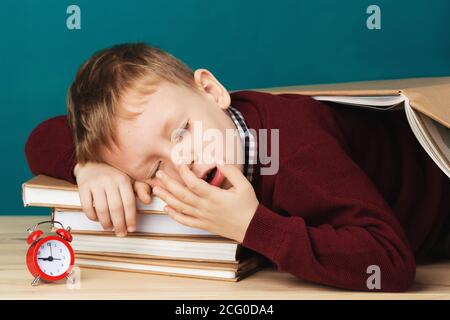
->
left=100, top=69, right=244, bottom=190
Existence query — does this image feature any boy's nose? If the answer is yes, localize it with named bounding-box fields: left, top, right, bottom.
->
left=166, top=150, right=203, bottom=178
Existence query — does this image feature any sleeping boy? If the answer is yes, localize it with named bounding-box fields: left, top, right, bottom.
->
left=25, top=43, right=450, bottom=292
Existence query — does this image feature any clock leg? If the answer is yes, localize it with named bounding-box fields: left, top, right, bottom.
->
left=66, top=273, right=75, bottom=284
left=31, top=276, right=40, bottom=286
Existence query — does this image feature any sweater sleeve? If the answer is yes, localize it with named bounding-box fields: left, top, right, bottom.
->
left=25, top=115, right=77, bottom=184
left=242, top=108, right=416, bottom=292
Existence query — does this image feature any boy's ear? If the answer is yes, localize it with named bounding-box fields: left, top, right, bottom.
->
left=194, top=68, right=231, bottom=110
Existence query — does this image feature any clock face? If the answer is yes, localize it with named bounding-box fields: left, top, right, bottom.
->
left=36, top=239, right=72, bottom=277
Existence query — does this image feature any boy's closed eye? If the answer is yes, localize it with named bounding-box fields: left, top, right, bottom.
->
left=146, top=119, right=190, bottom=180
left=172, top=119, right=190, bottom=143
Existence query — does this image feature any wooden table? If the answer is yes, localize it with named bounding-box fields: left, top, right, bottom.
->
left=1, top=216, right=449, bottom=299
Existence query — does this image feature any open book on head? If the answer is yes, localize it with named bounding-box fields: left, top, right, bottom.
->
left=254, top=76, right=450, bottom=179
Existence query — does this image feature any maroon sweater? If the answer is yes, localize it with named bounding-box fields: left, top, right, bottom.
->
left=25, top=91, right=450, bottom=291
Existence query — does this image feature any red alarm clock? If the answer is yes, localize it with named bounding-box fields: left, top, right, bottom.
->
left=26, top=220, right=75, bottom=286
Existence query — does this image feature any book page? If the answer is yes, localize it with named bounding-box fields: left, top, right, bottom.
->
left=417, top=113, right=450, bottom=174
left=403, top=96, right=450, bottom=179
left=313, top=95, right=405, bottom=111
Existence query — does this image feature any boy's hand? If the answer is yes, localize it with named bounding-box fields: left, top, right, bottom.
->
left=74, top=162, right=152, bottom=236
left=152, top=163, right=259, bottom=243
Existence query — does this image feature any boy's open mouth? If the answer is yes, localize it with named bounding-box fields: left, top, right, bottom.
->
left=201, top=167, right=225, bottom=187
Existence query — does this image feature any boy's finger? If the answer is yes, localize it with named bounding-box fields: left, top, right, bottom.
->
left=134, top=181, right=152, bottom=204
left=105, top=186, right=127, bottom=236
left=153, top=186, right=199, bottom=218
left=216, top=163, right=245, bottom=191
left=156, top=169, right=199, bottom=205
left=91, top=188, right=113, bottom=231
left=177, top=164, right=212, bottom=196
left=120, top=183, right=137, bottom=233
left=165, top=206, right=204, bottom=230
left=79, top=188, right=97, bottom=221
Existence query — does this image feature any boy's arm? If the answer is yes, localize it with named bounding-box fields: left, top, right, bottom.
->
left=243, top=141, right=416, bottom=292
left=25, top=115, right=152, bottom=236
left=241, top=95, right=416, bottom=292
left=25, top=115, right=77, bottom=183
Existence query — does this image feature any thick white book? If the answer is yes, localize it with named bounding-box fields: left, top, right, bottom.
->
left=53, top=208, right=212, bottom=236
left=71, top=233, right=245, bottom=262
left=22, top=175, right=167, bottom=212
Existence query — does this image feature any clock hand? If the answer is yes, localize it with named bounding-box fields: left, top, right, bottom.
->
left=38, top=256, right=61, bottom=261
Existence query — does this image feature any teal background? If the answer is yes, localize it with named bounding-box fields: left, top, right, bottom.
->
left=1, top=0, right=449, bottom=215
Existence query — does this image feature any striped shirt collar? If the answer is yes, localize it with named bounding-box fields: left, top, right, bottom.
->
left=227, top=106, right=256, bottom=182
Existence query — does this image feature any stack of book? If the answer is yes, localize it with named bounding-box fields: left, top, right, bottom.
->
left=22, top=175, right=266, bottom=281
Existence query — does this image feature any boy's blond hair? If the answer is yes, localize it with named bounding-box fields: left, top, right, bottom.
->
left=67, top=43, right=196, bottom=163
